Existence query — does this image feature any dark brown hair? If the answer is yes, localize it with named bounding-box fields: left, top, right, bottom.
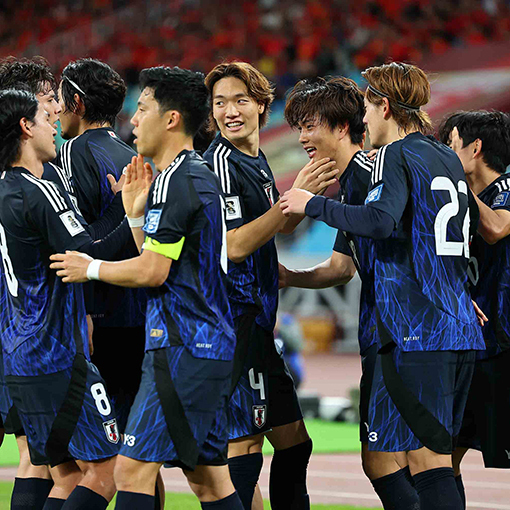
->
left=362, top=62, right=432, bottom=134
left=284, top=76, right=365, bottom=145
left=205, top=62, right=275, bottom=132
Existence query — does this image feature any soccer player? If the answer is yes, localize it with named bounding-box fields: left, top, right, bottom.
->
left=56, top=59, right=146, bottom=434
left=439, top=110, right=510, bottom=507
left=202, top=62, right=338, bottom=510
left=50, top=66, right=244, bottom=510
left=0, top=89, right=120, bottom=510
left=281, top=62, right=485, bottom=510
left=280, top=76, right=421, bottom=509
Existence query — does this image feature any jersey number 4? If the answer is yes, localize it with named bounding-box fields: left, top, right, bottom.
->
left=0, top=221, right=18, bottom=297
left=431, top=177, right=470, bottom=258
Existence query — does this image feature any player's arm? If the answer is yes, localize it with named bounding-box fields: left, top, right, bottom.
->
left=472, top=193, right=510, bottom=244
left=50, top=247, right=172, bottom=287
left=228, top=158, right=339, bottom=263
left=280, top=144, right=407, bottom=240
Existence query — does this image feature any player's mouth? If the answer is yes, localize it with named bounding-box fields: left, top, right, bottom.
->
left=226, top=121, right=244, bottom=132
left=303, top=146, right=317, bottom=159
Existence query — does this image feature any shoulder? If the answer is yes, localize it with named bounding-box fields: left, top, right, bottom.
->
left=203, top=139, right=239, bottom=194
left=372, top=140, right=402, bottom=182
left=352, top=151, right=375, bottom=174
left=19, top=173, right=68, bottom=213
left=43, top=162, right=73, bottom=194
left=493, top=175, right=510, bottom=194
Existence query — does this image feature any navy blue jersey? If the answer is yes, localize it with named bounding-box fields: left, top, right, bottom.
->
left=0, top=168, right=90, bottom=376
left=469, top=173, right=510, bottom=358
left=141, top=150, right=236, bottom=361
left=203, top=134, right=279, bottom=332
left=366, top=133, right=484, bottom=352
left=42, top=161, right=80, bottom=213
left=57, top=128, right=145, bottom=328
left=333, top=151, right=376, bottom=355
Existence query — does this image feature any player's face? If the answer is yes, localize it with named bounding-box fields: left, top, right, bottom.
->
left=36, top=82, right=61, bottom=130
left=31, top=102, right=57, bottom=163
left=449, top=127, right=476, bottom=175
left=297, top=117, right=338, bottom=162
left=363, top=97, right=385, bottom=149
left=58, top=81, right=80, bottom=140
left=131, top=87, right=167, bottom=160
left=212, top=77, right=264, bottom=146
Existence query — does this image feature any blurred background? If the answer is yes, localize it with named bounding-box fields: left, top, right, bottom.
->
left=1, top=2, right=510, bottom=506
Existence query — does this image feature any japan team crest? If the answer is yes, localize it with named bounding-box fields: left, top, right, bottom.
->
left=103, top=419, right=120, bottom=444
left=253, top=405, right=267, bottom=429
left=263, top=182, right=274, bottom=206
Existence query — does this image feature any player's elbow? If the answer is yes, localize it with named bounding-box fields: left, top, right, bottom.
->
left=228, top=244, right=248, bottom=264
left=482, top=224, right=507, bottom=245
left=340, top=264, right=357, bottom=284
left=141, top=264, right=169, bottom=287
left=370, top=217, right=394, bottom=239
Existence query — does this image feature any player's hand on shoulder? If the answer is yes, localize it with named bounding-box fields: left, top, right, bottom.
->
left=280, top=189, right=314, bottom=216
left=49, top=251, right=93, bottom=283
left=367, top=149, right=378, bottom=161
left=292, top=158, right=339, bottom=194
left=122, top=154, right=153, bottom=219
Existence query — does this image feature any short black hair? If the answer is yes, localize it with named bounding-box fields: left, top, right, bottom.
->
left=0, top=56, right=56, bottom=95
left=439, top=110, right=510, bottom=174
left=139, top=66, right=210, bottom=137
left=284, top=77, right=365, bottom=145
left=61, top=58, right=126, bottom=127
left=0, top=89, right=39, bottom=170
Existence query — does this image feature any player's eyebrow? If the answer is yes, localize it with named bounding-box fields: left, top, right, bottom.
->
left=213, top=93, right=248, bottom=100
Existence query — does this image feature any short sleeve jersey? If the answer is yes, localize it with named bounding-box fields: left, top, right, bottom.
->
left=365, top=133, right=484, bottom=352
left=333, top=151, right=376, bottom=355
left=142, top=150, right=236, bottom=361
left=0, top=168, right=90, bottom=376
left=203, top=134, right=279, bottom=332
left=57, top=128, right=145, bottom=328
left=469, top=173, right=510, bottom=358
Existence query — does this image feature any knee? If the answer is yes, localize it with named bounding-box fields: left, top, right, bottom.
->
left=83, top=457, right=116, bottom=489
left=361, top=450, right=404, bottom=481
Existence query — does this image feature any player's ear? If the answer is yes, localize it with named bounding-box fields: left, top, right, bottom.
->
left=258, top=102, right=265, bottom=115
left=166, top=110, right=181, bottom=131
left=336, top=123, right=349, bottom=142
left=382, top=97, right=392, bottom=120
left=73, top=93, right=85, bottom=115
left=361, top=131, right=366, bottom=148
left=473, top=138, right=483, bottom=159
left=19, top=116, right=34, bottom=139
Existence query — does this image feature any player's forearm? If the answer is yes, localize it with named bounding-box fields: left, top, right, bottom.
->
left=228, top=202, right=287, bottom=262
left=286, top=257, right=355, bottom=288
left=305, top=196, right=394, bottom=239
left=130, top=227, right=145, bottom=253
left=474, top=195, right=510, bottom=244
left=280, top=213, right=306, bottom=234
left=96, top=256, right=165, bottom=288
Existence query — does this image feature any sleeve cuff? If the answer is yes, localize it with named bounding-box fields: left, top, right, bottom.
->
left=305, top=195, right=327, bottom=218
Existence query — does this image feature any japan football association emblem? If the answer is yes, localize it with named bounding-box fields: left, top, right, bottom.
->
left=253, top=405, right=267, bottom=429
left=103, top=419, right=120, bottom=444
left=263, top=183, right=274, bottom=206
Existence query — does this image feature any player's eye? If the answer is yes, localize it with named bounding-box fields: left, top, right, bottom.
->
left=215, top=101, right=224, bottom=107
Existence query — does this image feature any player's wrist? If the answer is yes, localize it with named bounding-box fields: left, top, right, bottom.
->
left=86, top=259, right=103, bottom=281
left=126, top=215, right=145, bottom=228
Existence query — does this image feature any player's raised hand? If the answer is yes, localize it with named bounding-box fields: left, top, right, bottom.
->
left=122, top=154, right=153, bottom=219
left=280, top=189, right=314, bottom=216
left=107, top=173, right=126, bottom=195
left=292, top=158, right=339, bottom=195
left=50, top=251, right=92, bottom=283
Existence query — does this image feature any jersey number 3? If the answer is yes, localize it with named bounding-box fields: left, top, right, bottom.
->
left=431, top=177, right=470, bottom=258
left=0, top=221, right=18, bottom=297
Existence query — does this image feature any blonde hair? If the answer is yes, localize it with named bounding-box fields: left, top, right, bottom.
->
left=362, top=62, right=433, bottom=134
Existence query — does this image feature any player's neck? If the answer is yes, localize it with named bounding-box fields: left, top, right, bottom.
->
left=153, top=135, right=194, bottom=172
left=384, top=121, right=417, bottom=146
left=75, top=120, right=112, bottom=136
left=14, top=151, right=44, bottom=179
left=466, top=165, right=502, bottom=195
left=227, top=131, right=259, bottom=158
left=335, top=144, right=363, bottom=180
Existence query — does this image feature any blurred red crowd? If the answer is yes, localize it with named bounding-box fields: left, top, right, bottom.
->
left=1, top=0, right=509, bottom=93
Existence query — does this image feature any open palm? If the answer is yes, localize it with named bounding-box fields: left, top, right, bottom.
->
left=122, top=154, right=153, bottom=218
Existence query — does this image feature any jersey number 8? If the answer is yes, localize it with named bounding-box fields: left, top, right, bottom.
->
left=431, top=177, right=470, bottom=258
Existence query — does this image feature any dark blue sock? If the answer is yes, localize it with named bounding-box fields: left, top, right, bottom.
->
left=61, top=486, right=108, bottom=510
left=42, top=498, right=66, bottom=510
left=413, top=467, right=463, bottom=510
left=200, top=492, right=244, bottom=509
left=455, top=475, right=466, bottom=509
left=115, top=491, right=155, bottom=510
left=10, top=477, right=54, bottom=510
left=371, top=467, right=420, bottom=509
left=269, top=439, right=312, bottom=510
left=228, top=452, right=263, bottom=510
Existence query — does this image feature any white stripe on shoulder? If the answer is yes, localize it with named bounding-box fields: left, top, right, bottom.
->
left=153, top=154, right=186, bottom=205
left=161, top=155, right=186, bottom=204
left=47, top=162, right=72, bottom=193
left=496, top=182, right=502, bottom=192
left=222, top=147, right=232, bottom=194
left=22, top=173, right=67, bottom=212
left=354, top=155, right=374, bottom=173
left=372, top=144, right=388, bottom=184
left=356, top=152, right=375, bottom=166
left=1, top=171, right=5, bottom=179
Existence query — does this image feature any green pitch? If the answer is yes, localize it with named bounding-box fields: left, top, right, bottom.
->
left=0, top=420, right=361, bottom=467
left=0, top=481, right=378, bottom=509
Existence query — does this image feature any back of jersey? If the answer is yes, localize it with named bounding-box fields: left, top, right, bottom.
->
left=58, top=128, right=145, bottom=328
left=0, top=169, right=89, bottom=376
left=366, top=133, right=484, bottom=352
